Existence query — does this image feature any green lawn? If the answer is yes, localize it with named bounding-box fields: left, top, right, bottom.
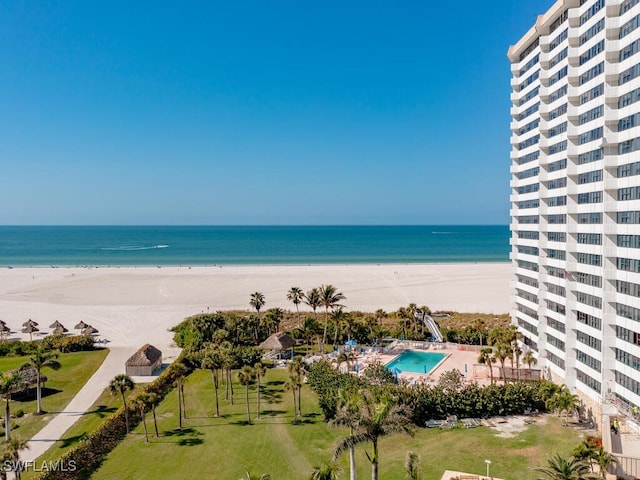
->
left=0, top=349, right=109, bottom=442
left=88, top=368, right=585, bottom=480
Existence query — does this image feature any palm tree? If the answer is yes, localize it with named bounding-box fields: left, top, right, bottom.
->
left=546, top=387, right=579, bottom=426
left=133, top=394, right=150, bottom=443
left=3, top=438, right=28, bottom=480
left=288, top=356, right=306, bottom=417
left=305, top=288, right=321, bottom=321
left=493, top=342, right=511, bottom=382
left=24, top=347, right=61, bottom=414
left=522, top=350, right=538, bottom=379
left=477, top=347, right=496, bottom=384
left=285, top=377, right=299, bottom=423
left=254, top=362, right=266, bottom=419
left=201, top=348, right=223, bottom=417
left=592, top=446, right=618, bottom=479
left=109, top=374, right=135, bottom=433
left=336, top=351, right=356, bottom=373
left=473, top=318, right=486, bottom=347
left=329, top=388, right=361, bottom=480
left=332, top=307, right=347, bottom=348
left=249, top=292, right=266, bottom=317
left=404, top=451, right=423, bottom=480
left=334, top=390, right=413, bottom=480
left=0, top=372, right=24, bottom=441
left=146, top=391, right=160, bottom=437
left=310, top=461, right=342, bottom=480
left=319, top=285, right=346, bottom=353
left=172, top=363, right=188, bottom=429
left=237, top=366, right=255, bottom=424
left=535, top=453, right=598, bottom=480
left=287, top=287, right=305, bottom=328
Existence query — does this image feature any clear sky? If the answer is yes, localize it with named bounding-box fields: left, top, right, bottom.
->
left=0, top=1, right=555, bottom=225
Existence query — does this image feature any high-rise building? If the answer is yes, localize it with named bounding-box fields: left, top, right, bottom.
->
left=509, top=0, right=640, bottom=426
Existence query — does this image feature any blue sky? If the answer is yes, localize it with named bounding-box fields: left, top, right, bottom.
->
left=0, top=1, right=555, bottom=225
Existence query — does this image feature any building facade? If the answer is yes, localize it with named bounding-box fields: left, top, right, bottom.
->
left=509, top=0, right=640, bottom=417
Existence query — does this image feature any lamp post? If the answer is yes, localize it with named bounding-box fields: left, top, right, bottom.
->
left=485, top=459, right=491, bottom=479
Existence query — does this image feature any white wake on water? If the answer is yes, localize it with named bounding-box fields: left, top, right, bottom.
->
left=101, top=245, right=169, bottom=251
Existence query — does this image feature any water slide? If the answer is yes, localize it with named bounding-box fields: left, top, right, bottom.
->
left=418, top=312, right=444, bottom=342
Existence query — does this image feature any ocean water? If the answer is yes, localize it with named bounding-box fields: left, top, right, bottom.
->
left=0, top=226, right=510, bottom=266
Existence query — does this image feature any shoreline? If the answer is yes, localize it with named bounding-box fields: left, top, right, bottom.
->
left=4, top=261, right=511, bottom=268
left=0, top=263, right=511, bottom=354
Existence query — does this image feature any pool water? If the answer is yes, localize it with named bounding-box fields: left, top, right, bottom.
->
left=385, top=350, right=447, bottom=374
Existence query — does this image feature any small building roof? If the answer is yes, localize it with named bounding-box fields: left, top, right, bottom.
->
left=126, top=344, right=162, bottom=367
left=259, top=332, right=296, bottom=351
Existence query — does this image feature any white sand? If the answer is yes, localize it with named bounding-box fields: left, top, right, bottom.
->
left=0, top=263, right=510, bottom=354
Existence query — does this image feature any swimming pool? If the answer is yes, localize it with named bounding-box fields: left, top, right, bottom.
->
left=385, top=350, right=447, bottom=375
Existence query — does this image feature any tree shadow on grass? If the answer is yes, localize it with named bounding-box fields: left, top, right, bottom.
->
left=59, top=432, right=88, bottom=449
left=259, top=409, right=286, bottom=417
left=84, top=405, right=117, bottom=418
left=160, top=427, right=205, bottom=446
left=13, top=387, right=62, bottom=403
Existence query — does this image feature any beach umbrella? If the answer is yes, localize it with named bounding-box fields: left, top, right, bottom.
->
left=22, top=324, right=39, bottom=341
left=74, top=320, right=89, bottom=330
left=0, top=319, right=6, bottom=326
left=81, top=326, right=99, bottom=335
left=391, top=367, right=402, bottom=382
left=49, top=320, right=65, bottom=329
left=345, top=340, right=357, bottom=346
left=0, top=325, right=10, bottom=340
left=52, top=325, right=68, bottom=335
left=22, top=319, right=38, bottom=327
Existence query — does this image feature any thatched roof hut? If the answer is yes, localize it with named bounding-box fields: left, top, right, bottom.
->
left=49, top=320, right=65, bottom=329
left=125, top=344, right=163, bottom=376
left=81, top=326, right=99, bottom=335
left=259, top=332, right=296, bottom=351
left=22, top=324, right=39, bottom=340
left=74, top=321, right=89, bottom=330
left=23, top=319, right=38, bottom=327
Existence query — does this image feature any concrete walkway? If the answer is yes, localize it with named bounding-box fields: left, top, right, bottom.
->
left=23, top=347, right=133, bottom=463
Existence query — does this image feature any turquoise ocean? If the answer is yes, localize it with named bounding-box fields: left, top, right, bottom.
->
left=0, top=226, right=510, bottom=267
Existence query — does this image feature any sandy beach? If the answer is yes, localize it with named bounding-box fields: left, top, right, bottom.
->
left=0, top=263, right=510, bottom=354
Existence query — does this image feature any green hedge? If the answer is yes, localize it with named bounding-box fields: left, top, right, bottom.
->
left=35, top=357, right=193, bottom=480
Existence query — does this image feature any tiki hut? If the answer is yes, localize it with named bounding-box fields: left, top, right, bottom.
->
left=52, top=325, right=68, bottom=336
left=22, top=324, right=39, bottom=341
left=125, top=344, right=163, bottom=376
left=81, top=326, right=99, bottom=335
left=74, top=321, right=89, bottom=330
left=49, top=320, right=65, bottom=330
left=23, top=319, right=38, bottom=327
left=0, top=325, right=10, bottom=340
left=259, top=332, right=296, bottom=358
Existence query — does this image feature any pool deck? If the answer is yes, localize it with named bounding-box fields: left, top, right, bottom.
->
left=353, top=342, right=492, bottom=386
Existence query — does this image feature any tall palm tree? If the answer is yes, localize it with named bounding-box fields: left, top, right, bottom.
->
left=493, top=342, right=511, bottom=383
left=329, top=388, right=362, bottom=480
left=3, top=438, right=28, bottom=480
left=254, top=362, right=266, bottom=419
left=237, top=366, right=255, bottom=424
left=305, top=288, right=321, bottom=321
left=24, top=347, right=61, bottom=414
left=319, top=285, right=346, bottom=353
left=332, top=307, right=347, bottom=348
left=0, top=372, right=24, bottom=441
left=522, top=350, right=538, bottom=379
left=535, top=453, right=598, bottom=480
left=310, top=461, right=342, bottom=480
left=172, top=363, right=188, bottom=429
left=477, top=347, right=496, bottom=384
left=473, top=318, right=486, bottom=347
left=287, top=287, right=305, bottom=328
left=249, top=292, right=266, bottom=317
left=109, top=374, right=135, bottom=433
left=133, top=394, right=150, bottom=443
left=288, top=356, right=305, bottom=417
left=285, top=377, right=299, bottom=423
left=201, top=347, right=223, bottom=417
left=334, top=390, right=413, bottom=480
left=145, top=391, right=160, bottom=437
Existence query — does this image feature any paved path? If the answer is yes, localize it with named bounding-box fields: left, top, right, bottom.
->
left=23, top=347, right=134, bottom=463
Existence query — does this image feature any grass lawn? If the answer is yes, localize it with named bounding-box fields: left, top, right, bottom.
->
left=89, top=368, right=585, bottom=480
left=0, top=349, right=109, bottom=443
